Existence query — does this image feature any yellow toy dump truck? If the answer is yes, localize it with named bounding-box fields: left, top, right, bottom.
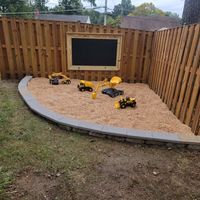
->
left=77, top=80, right=94, bottom=92
left=114, top=97, right=137, bottom=109
left=48, top=72, right=71, bottom=85
left=92, top=76, right=124, bottom=99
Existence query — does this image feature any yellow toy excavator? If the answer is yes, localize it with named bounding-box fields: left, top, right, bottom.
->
left=48, top=72, right=71, bottom=85
left=92, top=76, right=124, bottom=99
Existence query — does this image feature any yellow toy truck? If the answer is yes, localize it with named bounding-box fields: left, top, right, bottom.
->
left=77, top=80, right=94, bottom=92
left=48, top=72, right=71, bottom=85
left=114, top=97, right=137, bottom=109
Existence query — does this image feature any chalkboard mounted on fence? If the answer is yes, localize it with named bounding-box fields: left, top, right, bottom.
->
left=67, top=33, right=122, bottom=71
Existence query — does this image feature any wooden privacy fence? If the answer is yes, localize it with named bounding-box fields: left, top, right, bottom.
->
left=149, top=24, right=200, bottom=135
left=0, top=17, right=153, bottom=82
left=0, top=17, right=200, bottom=135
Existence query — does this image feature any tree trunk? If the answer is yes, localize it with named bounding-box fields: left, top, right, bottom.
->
left=182, top=0, right=200, bottom=25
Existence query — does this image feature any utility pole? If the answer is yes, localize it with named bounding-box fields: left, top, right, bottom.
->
left=104, top=0, right=108, bottom=26
left=120, top=0, right=123, bottom=18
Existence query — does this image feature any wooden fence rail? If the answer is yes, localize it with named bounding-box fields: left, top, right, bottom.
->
left=149, top=24, right=200, bottom=135
left=0, top=17, right=153, bottom=82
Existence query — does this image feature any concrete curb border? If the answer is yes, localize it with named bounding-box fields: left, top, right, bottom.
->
left=18, top=76, right=200, bottom=149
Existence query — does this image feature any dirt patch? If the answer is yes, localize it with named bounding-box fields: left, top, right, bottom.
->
left=7, top=145, right=200, bottom=200
left=28, top=78, right=192, bottom=136
left=8, top=169, right=73, bottom=200
left=70, top=144, right=200, bottom=200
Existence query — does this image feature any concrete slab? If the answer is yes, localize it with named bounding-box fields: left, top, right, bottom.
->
left=58, top=117, right=80, bottom=128
left=151, top=131, right=180, bottom=143
left=101, top=125, right=127, bottom=137
left=126, top=128, right=153, bottom=140
left=78, top=121, right=104, bottom=132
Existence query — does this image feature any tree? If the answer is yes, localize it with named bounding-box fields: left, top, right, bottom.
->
left=129, top=3, right=165, bottom=16
left=59, top=0, right=82, bottom=14
left=83, top=9, right=104, bottom=24
left=107, top=15, right=121, bottom=26
left=56, top=0, right=96, bottom=15
left=182, top=0, right=200, bottom=24
left=165, top=11, right=180, bottom=21
left=33, top=0, right=48, bottom=11
left=112, top=0, right=134, bottom=18
left=0, top=0, right=33, bottom=18
left=0, top=0, right=31, bottom=13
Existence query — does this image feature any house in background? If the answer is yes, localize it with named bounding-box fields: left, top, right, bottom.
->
left=36, top=14, right=91, bottom=24
left=182, top=0, right=200, bottom=25
left=120, top=16, right=181, bottom=31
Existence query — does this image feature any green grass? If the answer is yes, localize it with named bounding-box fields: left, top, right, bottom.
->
left=0, top=81, right=102, bottom=198
left=1, top=80, right=200, bottom=200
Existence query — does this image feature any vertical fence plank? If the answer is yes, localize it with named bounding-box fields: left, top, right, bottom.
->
left=19, top=20, right=29, bottom=75
left=0, top=28, right=6, bottom=79
left=185, top=68, right=200, bottom=125
left=161, top=29, right=177, bottom=100
left=130, top=30, right=139, bottom=82
left=44, top=21, right=52, bottom=75
left=192, top=93, right=200, bottom=135
left=157, top=30, right=170, bottom=95
left=28, top=21, right=37, bottom=77
left=2, top=18, right=15, bottom=79
left=36, top=21, right=45, bottom=77
left=143, top=32, right=153, bottom=83
left=11, top=19, right=23, bottom=78
left=137, top=31, right=145, bottom=82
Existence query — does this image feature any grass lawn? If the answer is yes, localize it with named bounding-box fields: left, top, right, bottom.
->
left=0, top=80, right=200, bottom=200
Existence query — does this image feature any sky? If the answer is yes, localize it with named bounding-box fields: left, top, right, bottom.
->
left=47, top=0, right=185, bottom=16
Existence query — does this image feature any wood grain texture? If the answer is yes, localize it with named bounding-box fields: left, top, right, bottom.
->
left=149, top=24, right=200, bottom=135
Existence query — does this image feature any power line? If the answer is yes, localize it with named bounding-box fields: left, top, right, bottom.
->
left=0, top=6, right=105, bottom=15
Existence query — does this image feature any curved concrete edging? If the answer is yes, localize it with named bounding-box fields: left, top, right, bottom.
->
left=18, top=76, right=200, bottom=149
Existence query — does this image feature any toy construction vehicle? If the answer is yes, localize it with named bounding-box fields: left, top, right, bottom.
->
left=77, top=80, right=94, bottom=92
left=92, top=76, right=124, bottom=99
left=49, top=72, right=71, bottom=85
left=114, top=97, right=137, bottom=109
left=102, top=88, right=124, bottom=98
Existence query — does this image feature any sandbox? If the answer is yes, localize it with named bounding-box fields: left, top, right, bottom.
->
left=27, top=78, right=193, bottom=136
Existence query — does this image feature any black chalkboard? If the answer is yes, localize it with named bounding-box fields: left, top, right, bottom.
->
left=72, top=38, right=118, bottom=66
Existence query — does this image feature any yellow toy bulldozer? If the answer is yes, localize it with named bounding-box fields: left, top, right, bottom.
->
left=77, top=80, right=94, bottom=92
left=48, top=72, right=71, bottom=85
left=114, top=97, right=137, bottom=109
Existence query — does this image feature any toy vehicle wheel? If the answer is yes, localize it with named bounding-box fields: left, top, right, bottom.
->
left=114, top=92, right=119, bottom=97
left=80, top=88, right=85, bottom=92
left=66, top=80, right=71, bottom=84
left=130, top=104, right=135, bottom=108
left=89, top=88, right=93, bottom=92
left=120, top=104, right=126, bottom=109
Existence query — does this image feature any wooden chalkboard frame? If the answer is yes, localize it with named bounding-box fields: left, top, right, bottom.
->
left=66, top=32, right=122, bottom=71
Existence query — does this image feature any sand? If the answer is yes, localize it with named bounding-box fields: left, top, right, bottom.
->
left=28, top=78, right=193, bottom=136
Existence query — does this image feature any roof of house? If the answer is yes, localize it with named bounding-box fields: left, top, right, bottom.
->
left=120, top=16, right=181, bottom=31
left=36, top=14, right=91, bottom=24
